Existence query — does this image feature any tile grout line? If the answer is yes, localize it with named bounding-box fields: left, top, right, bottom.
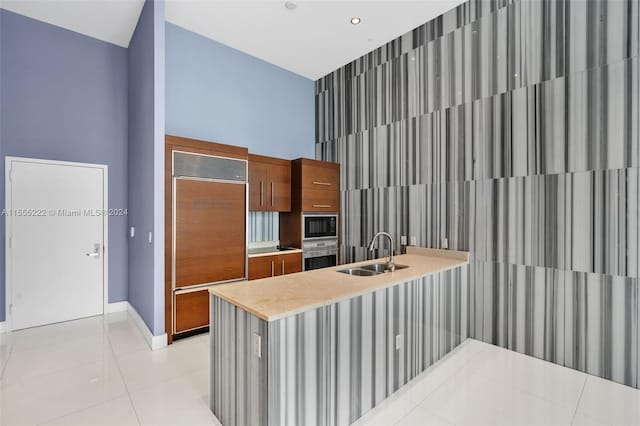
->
left=28, top=316, right=139, bottom=425
left=351, top=342, right=480, bottom=426
left=400, top=341, right=491, bottom=407
left=391, top=342, right=490, bottom=425
left=105, top=314, right=143, bottom=426
left=569, top=376, right=588, bottom=426
left=0, top=333, right=17, bottom=381
left=34, top=396, right=126, bottom=426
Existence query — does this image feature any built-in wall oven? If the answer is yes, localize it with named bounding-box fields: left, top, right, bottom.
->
left=302, top=238, right=338, bottom=271
left=302, top=213, right=338, bottom=270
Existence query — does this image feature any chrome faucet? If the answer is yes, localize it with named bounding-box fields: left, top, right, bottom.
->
left=367, top=232, right=396, bottom=272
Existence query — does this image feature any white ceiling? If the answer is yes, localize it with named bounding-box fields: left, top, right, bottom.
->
left=0, top=0, right=144, bottom=48
left=0, top=0, right=466, bottom=79
left=166, top=0, right=466, bottom=80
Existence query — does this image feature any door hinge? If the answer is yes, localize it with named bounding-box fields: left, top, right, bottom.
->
left=8, top=236, right=12, bottom=249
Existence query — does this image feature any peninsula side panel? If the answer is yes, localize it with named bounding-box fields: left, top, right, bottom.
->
left=210, top=296, right=269, bottom=426
left=267, top=266, right=468, bottom=426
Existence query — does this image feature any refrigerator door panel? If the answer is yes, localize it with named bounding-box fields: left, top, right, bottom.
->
left=174, top=178, right=246, bottom=288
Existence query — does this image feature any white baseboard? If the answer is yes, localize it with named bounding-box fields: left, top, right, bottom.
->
left=0, top=303, right=166, bottom=346
left=126, top=302, right=167, bottom=351
left=106, top=301, right=128, bottom=313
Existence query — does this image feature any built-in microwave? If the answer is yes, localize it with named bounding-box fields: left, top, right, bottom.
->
left=303, top=213, right=337, bottom=240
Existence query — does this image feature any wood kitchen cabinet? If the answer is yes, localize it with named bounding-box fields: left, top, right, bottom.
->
left=301, top=188, right=339, bottom=212
left=248, top=252, right=302, bottom=280
left=301, top=162, right=340, bottom=191
left=281, top=252, right=303, bottom=275
left=291, top=158, right=340, bottom=213
left=248, top=254, right=277, bottom=280
left=174, top=288, right=210, bottom=334
left=165, top=134, right=249, bottom=344
left=249, top=154, right=291, bottom=212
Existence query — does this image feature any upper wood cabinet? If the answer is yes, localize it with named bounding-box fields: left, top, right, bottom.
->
left=292, top=158, right=340, bottom=213
left=249, top=154, right=291, bottom=212
left=301, top=163, right=340, bottom=191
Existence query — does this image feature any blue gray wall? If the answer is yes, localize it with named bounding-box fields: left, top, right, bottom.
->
left=0, top=9, right=129, bottom=321
left=127, top=0, right=165, bottom=336
left=317, top=0, right=640, bottom=388
left=165, top=23, right=315, bottom=160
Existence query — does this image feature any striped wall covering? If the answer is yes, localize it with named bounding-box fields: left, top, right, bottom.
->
left=315, top=0, right=640, bottom=388
left=210, top=296, right=269, bottom=426
left=248, top=211, right=279, bottom=243
left=210, top=266, right=468, bottom=426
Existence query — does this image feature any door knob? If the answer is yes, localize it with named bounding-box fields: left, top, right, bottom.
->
left=86, top=243, right=101, bottom=258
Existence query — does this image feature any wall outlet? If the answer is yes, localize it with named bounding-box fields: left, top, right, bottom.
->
left=254, top=333, right=262, bottom=358
left=410, top=236, right=417, bottom=246
left=400, top=235, right=407, bottom=245
left=441, top=237, right=449, bottom=249
left=395, top=334, right=402, bottom=350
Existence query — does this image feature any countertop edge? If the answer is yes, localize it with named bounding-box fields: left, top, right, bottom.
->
left=258, top=260, right=469, bottom=322
left=247, top=248, right=303, bottom=258
left=210, top=250, right=469, bottom=322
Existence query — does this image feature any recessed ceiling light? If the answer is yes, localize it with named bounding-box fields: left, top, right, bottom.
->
left=284, top=1, right=297, bottom=10
left=351, top=17, right=361, bottom=25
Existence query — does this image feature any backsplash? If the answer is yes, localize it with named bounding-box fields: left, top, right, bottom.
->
left=317, top=0, right=640, bottom=388
left=248, top=211, right=279, bottom=243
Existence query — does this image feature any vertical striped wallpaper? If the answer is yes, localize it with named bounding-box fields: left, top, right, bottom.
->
left=210, top=266, right=467, bottom=426
left=316, top=0, right=640, bottom=388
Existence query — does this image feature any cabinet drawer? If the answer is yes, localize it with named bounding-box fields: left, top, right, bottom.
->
left=302, top=165, right=339, bottom=191
left=301, top=189, right=339, bottom=212
left=175, top=289, right=209, bottom=333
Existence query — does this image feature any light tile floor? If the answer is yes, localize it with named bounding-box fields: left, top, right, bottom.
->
left=1, top=312, right=639, bottom=426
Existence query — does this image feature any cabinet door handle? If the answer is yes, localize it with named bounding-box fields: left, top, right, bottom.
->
left=313, top=204, right=332, bottom=208
left=281, top=259, right=285, bottom=275
left=313, top=181, right=332, bottom=186
left=260, top=181, right=264, bottom=206
left=271, top=182, right=274, bottom=206
left=271, top=261, right=274, bottom=277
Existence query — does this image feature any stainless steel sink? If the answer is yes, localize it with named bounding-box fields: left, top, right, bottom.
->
left=337, top=263, right=408, bottom=276
left=359, top=263, right=408, bottom=273
left=337, top=268, right=380, bottom=276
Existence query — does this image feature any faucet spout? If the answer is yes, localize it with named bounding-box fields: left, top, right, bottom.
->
left=367, top=232, right=396, bottom=272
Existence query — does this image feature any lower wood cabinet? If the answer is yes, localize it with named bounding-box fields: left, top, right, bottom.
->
left=281, top=252, right=303, bottom=275
left=248, top=252, right=302, bottom=280
left=248, top=255, right=277, bottom=280
left=174, top=289, right=210, bottom=333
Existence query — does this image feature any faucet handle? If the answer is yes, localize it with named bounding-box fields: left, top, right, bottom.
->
left=386, top=261, right=396, bottom=272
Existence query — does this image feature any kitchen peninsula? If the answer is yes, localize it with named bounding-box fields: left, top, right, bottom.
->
left=209, top=247, right=470, bottom=426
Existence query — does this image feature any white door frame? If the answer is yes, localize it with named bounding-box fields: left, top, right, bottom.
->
left=5, top=156, right=109, bottom=332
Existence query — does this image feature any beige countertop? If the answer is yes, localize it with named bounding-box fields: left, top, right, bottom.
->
left=247, top=247, right=303, bottom=258
left=210, top=247, right=469, bottom=322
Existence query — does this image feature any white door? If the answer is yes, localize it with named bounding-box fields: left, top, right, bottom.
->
left=6, top=158, right=107, bottom=330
